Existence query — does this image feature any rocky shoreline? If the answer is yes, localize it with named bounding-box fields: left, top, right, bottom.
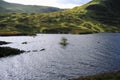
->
left=70, top=71, right=120, bottom=80
left=0, top=41, right=25, bottom=58
left=0, top=41, right=10, bottom=45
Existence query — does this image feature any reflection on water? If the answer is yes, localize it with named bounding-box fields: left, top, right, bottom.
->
left=0, top=33, right=120, bottom=80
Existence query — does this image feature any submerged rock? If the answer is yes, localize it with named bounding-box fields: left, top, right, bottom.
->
left=40, top=48, right=45, bottom=51
left=32, top=50, right=38, bottom=52
left=22, top=42, right=27, bottom=44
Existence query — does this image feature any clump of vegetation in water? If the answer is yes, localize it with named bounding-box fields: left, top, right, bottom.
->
left=59, top=37, right=69, bottom=46
left=0, top=41, right=11, bottom=45
left=0, top=47, right=25, bottom=57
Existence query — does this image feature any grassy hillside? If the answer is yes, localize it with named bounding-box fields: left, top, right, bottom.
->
left=0, top=0, right=61, bottom=13
left=0, top=6, right=11, bottom=13
left=0, top=0, right=120, bottom=35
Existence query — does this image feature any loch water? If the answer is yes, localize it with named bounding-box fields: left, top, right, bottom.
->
left=0, top=33, right=120, bottom=80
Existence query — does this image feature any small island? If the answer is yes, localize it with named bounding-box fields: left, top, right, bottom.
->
left=0, top=47, right=25, bottom=58
left=0, top=41, right=25, bottom=58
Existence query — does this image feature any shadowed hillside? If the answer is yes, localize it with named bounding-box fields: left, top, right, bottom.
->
left=86, top=0, right=120, bottom=26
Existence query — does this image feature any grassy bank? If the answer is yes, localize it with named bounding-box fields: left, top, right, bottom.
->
left=0, top=31, right=36, bottom=36
left=71, top=71, right=120, bottom=80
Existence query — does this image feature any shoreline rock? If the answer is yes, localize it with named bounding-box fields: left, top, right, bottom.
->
left=0, top=47, right=25, bottom=58
left=0, top=41, right=11, bottom=45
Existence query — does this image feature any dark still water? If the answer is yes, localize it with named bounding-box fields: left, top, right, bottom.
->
left=0, top=33, right=120, bottom=80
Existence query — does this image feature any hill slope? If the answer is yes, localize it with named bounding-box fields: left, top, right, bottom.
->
left=38, top=0, right=120, bottom=33
left=86, top=0, right=120, bottom=27
left=0, top=0, right=120, bottom=35
left=0, top=0, right=61, bottom=13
